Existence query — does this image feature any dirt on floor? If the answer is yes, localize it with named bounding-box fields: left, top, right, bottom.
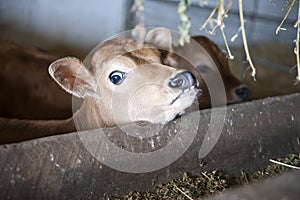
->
left=107, top=153, right=300, bottom=199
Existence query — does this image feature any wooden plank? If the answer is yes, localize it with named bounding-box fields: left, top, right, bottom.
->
left=0, top=93, right=300, bottom=199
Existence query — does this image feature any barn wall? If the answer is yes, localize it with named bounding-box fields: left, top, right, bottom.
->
left=0, top=0, right=297, bottom=52
left=0, top=0, right=128, bottom=52
left=143, top=0, right=298, bottom=46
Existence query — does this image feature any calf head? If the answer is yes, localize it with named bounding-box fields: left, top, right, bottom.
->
left=191, top=36, right=251, bottom=107
left=48, top=36, right=200, bottom=128
left=146, top=28, right=251, bottom=108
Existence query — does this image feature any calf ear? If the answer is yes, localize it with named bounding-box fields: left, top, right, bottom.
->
left=194, top=36, right=230, bottom=71
left=145, top=27, right=173, bottom=51
left=48, top=57, right=97, bottom=99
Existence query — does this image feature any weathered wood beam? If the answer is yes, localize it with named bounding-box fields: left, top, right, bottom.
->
left=0, top=93, right=299, bottom=198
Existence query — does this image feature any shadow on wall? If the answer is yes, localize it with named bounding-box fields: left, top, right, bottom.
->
left=230, top=42, right=300, bottom=99
left=0, top=23, right=89, bottom=59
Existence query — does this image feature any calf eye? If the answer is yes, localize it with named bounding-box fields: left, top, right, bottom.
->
left=109, top=71, right=126, bottom=85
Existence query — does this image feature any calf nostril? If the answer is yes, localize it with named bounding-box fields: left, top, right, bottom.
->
left=168, top=71, right=196, bottom=90
left=235, top=86, right=251, bottom=101
left=169, top=77, right=184, bottom=88
left=181, top=71, right=196, bottom=87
